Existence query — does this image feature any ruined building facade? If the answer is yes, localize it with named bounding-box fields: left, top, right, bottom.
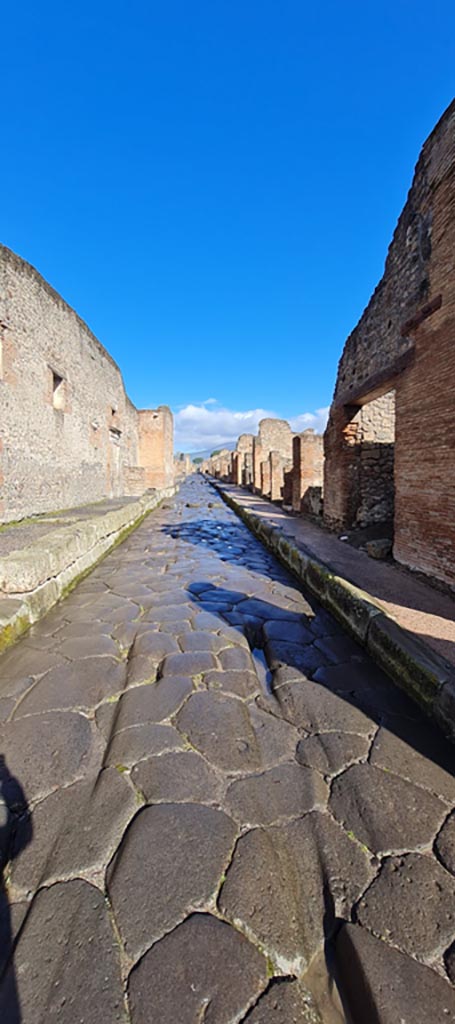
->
left=0, top=246, right=174, bottom=523
left=203, top=101, right=455, bottom=590
left=324, top=99, right=455, bottom=587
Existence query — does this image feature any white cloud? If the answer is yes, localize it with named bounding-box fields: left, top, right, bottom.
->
left=174, top=403, right=274, bottom=452
left=174, top=401, right=330, bottom=453
left=288, top=406, right=330, bottom=434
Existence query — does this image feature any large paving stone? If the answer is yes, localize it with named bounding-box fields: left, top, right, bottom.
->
left=160, top=651, right=219, bottom=676
left=330, top=764, right=448, bottom=855
left=107, top=803, right=237, bottom=959
left=176, top=692, right=300, bottom=772
left=58, top=634, right=119, bottom=660
left=225, top=763, right=328, bottom=826
left=132, top=750, right=223, bottom=804
left=219, top=811, right=373, bottom=972
left=262, top=619, right=314, bottom=645
left=0, top=647, right=65, bottom=698
left=237, top=598, right=300, bottom=621
left=0, top=711, right=96, bottom=804
left=356, top=853, right=455, bottom=960
left=105, top=722, right=185, bottom=768
left=128, top=913, right=267, bottom=1024
left=243, top=978, right=323, bottom=1022
left=11, top=767, right=137, bottom=897
left=218, top=646, right=256, bottom=671
left=336, top=923, right=455, bottom=1023
left=264, top=640, right=328, bottom=676
left=370, top=723, right=455, bottom=803
left=131, top=630, right=179, bottom=659
left=0, top=880, right=127, bottom=1023
left=296, top=732, right=370, bottom=775
left=436, top=811, right=455, bottom=875
left=15, top=657, right=127, bottom=714
left=178, top=631, right=226, bottom=653
left=264, top=678, right=376, bottom=736
left=109, top=675, right=193, bottom=730
left=204, top=669, right=260, bottom=698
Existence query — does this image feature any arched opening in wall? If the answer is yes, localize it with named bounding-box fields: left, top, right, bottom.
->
left=353, top=389, right=396, bottom=552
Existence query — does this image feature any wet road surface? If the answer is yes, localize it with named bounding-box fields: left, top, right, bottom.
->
left=0, top=475, right=454, bottom=1022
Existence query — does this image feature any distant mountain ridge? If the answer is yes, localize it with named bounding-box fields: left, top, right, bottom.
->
left=175, top=442, right=236, bottom=461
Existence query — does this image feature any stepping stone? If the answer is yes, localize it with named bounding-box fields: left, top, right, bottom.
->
left=0, top=880, right=126, bottom=1023
left=107, top=803, right=237, bottom=960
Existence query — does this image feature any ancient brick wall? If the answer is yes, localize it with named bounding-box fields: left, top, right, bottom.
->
left=0, top=246, right=173, bottom=522
left=324, top=100, right=455, bottom=587
left=291, top=430, right=324, bottom=516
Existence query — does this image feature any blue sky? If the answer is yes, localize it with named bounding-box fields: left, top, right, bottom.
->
left=2, top=1, right=454, bottom=450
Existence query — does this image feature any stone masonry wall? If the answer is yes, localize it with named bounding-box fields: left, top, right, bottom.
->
left=253, top=419, right=293, bottom=493
left=291, top=430, right=324, bottom=516
left=138, top=407, right=174, bottom=491
left=0, top=245, right=173, bottom=521
left=324, top=99, right=455, bottom=587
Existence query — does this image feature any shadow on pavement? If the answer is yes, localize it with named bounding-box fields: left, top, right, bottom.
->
left=0, top=756, right=33, bottom=1024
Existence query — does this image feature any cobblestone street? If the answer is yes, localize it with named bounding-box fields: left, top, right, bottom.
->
left=0, top=476, right=454, bottom=1022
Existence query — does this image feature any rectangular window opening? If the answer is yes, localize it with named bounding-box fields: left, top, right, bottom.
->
left=52, top=371, right=65, bottom=410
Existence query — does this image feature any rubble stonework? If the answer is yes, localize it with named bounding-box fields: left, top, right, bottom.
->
left=324, top=99, right=455, bottom=587
left=0, top=245, right=174, bottom=522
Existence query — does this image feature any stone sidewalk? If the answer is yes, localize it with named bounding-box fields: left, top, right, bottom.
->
left=0, top=476, right=454, bottom=1022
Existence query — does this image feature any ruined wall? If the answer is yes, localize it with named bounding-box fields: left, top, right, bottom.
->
left=138, top=406, right=174, bottom=491
left=233, top=434, right=254, bottom=486
left=324, top=100, right=455, bottom=586
left=356, top=392, right=395, bottom=527
left=253, top=419, right=293, bottom=492
left=0, top=245, right=173, bottom=521
left=291, top=430, right=324, bottom=516
left=174, top=453, right=193, bottom=480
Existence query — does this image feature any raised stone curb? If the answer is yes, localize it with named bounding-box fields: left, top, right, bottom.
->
left=0, top=486, right=176, bottom=653
left=212, top=479, right=455, bottom=741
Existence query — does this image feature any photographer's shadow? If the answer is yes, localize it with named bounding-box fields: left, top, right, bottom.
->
left=0, top=756, right=33, bottom=1024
